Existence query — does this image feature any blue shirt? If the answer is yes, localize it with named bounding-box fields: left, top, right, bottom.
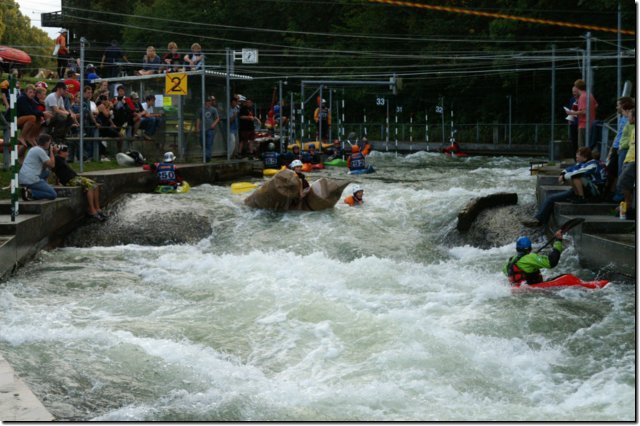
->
left=612, top=115, right=628, bottom=149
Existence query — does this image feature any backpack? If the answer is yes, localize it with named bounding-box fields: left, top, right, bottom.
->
left=126, top=151, right=146, bottom=166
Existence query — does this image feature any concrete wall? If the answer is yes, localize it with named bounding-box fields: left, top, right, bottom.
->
left=0, top=160, right=258, bottom=281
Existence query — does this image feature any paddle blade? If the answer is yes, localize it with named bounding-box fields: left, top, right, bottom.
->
left=231, top=182, right=258, bottom=194
left=560, top=217, right=585, bottom=233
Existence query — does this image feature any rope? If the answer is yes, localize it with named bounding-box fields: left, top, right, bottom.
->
left=367, top=0, right=635, bottom=35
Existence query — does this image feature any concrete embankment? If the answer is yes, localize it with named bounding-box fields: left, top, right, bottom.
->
left=535, top=165, right=636, bottom=278
left=0, top=158, right=260, bottom=421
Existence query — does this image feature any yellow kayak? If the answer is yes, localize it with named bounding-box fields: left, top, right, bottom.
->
left=231, top=182, right=258, bottom=194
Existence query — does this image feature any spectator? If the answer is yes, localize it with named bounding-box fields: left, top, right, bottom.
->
left=228, top=95, right=240, bottom=158
left=523, top=147, right=606, bottom=227
left=616, top=108, right=635, bottom=219
left=238, top=96, right=256, bottom=158
left=63, top=69, right=80, bottom=97
left=52, top=144, right=107, bottom=221
left=184, top=43, right=204, bottom=71
left=96, top=94, right=121, bottom=154
left=282, top=144, right=302, bottom=165
left=85, top=64, right=100, bottom=85
left=140, top=95, right=163, bottom=139
left=606, top=97, right=634, bottom=200
left=137, top=46, right=162, bottom=76
left=615, top=99, right=635, bottom=193
left=54, top=29, right=69, bottom=79
left=566, top=86, right=579, bottom=153
left=45, top=81, right=78, bottom=144
left=18, top=133, right=58, bottom=201
left=93, top=80, right=110, bottom=102
left=17, top=84, right=51, bottom=159
left=100, top=40, right=129, bottom=78
left=162, top=42, right=182, bottom=73
left=196, top=95, right=220, bottom=162
left=111, top=85, right=136, bottom=134
left=314, top=99, right=331, bottom=142
left=567, top=79, right=598, bottom=148
left=80, top=85, right=101, bottom=160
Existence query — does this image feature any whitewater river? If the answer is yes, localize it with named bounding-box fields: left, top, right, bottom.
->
left=0, top=152, right=635, bottom=421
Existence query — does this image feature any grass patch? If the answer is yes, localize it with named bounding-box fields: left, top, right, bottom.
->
left=0, top=155, right=123, bottom=200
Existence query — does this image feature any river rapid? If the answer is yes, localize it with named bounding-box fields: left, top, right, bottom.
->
left=0, top=152, right=635, bottom=421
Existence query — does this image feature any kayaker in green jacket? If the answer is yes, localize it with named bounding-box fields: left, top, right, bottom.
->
left=503, top=231, right=564, bottom=285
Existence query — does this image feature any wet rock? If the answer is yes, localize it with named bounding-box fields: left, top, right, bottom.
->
left=459, top=202, right=546, bottom=249
left=64, top=195, right=213, bottom=247
left=457, top=192, right=518, bottom=232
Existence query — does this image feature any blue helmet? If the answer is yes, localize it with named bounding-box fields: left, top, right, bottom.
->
left=516, top=236, right=532, bottom=252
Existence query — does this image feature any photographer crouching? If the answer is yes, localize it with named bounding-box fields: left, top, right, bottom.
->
left=18, top=133, right=58, bottom=201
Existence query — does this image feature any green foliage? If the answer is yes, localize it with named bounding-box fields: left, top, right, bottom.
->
left=0, top=0, right=56, bottom=74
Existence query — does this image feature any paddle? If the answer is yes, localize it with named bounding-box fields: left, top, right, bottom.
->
left=230, top=182, right=258, bottom=194
left=535, top=217, right=585, bottom=253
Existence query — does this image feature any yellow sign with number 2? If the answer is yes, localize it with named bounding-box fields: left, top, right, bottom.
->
left=165, top=73, right=188, bottom=95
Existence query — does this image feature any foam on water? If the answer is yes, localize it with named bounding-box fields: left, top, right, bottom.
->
left=0, top=155, right=634, bottom=421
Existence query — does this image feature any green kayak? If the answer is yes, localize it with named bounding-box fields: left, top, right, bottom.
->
left=324, top=158, right=347, bottom=167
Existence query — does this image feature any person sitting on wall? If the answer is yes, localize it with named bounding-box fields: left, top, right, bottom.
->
left=263, top=143, right=280, bottom=169
left=53, top=144, right=107, bottom=221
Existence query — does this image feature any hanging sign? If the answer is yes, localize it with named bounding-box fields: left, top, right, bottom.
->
left=165, top=73, right=188, bottom=95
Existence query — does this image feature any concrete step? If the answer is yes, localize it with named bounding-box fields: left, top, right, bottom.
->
left=554, top=201, right=618, bottom=216
left=558, top=214, right=635, bottom=234
left=537, top=184, right=570, bottom=204
left=537, top=175, right=562, bottom=186
left=0, top=193, right=78, bottom=215
left=576, top=233, right=636, bottom=277
left=0, top=214, right=41, bottom=236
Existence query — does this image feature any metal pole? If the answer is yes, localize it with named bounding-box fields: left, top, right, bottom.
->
left=79, top=37, right=86, bottom=172
left=440, top=97, right=445, bottom=146
left=328, top=88, right=333, bottom=145
left=9, top=76, right=18, bottom=222
left=385, top=98, right=389, bottom=151
left=508, top=95, right=512, bottom=147
left=225, top=48, right=231, bottom=160
left=585, top=32, right=592, bottom=149
left=550, top=44, right=556, bottom=161
left=394, top=106, right=398, bottom=155
left=300, top=82, right=305, bottom=142
left=278, top=80, right=284, bottom=153
left=425, top=112, right=429, bottom=151
left=290, top=92, right=295, bottom=145
left=409, top=113, right=413, bottom=152
left=363, top=108, right=367, bottom=137
left=178, top=95, right=183, bottom=159
left=450, top=106, right=454, bottom=143
left=201, top=55, right=206, bottom=163
left=617, top=0, right=622, bottom=99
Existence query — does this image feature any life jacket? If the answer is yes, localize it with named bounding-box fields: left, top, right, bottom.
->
left=349, top=152, right=366, bottom=170
left=507, top=253, right=543, bottom=285
left=156, top=162, right=177, bottom=186
left=344, top=195, right=363, bottom=206
left=263, top=151, right=279, bottom=168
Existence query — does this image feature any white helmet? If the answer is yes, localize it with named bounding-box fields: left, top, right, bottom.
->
left=163, top=151, right=176, bottom=162
left=290, top=160, right=303, bottom=168
left=352, top=185, right=364, bottom=195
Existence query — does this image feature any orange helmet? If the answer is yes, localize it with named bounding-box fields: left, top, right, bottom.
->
left=351, top=145, right=360, bottom=153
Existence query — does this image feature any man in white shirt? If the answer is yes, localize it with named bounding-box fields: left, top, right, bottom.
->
left=45, top=81, right=78, bottom=143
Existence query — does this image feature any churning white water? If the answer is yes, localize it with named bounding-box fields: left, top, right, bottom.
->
left=0, top=152, right=635, bottom=421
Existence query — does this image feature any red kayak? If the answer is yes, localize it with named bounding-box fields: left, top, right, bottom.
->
left=512, top=274, right=610, bottom=290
